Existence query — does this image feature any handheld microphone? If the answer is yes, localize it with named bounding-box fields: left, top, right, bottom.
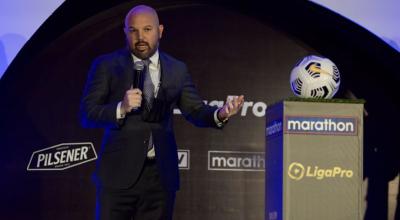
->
left=133, top=61, right=145, bottom=90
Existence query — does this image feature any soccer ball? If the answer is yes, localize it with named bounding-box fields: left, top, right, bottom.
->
left=290, top=55, right=340, bottom=99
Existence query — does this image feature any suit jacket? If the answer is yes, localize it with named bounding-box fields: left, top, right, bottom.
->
left=80, top=48, right=219, bottom=190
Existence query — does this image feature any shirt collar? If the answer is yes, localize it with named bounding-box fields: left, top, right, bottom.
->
left=131, top=50, right=159, bottom=67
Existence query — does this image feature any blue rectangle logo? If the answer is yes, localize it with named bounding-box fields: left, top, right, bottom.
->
left=284, top=116, right=357, bottom=135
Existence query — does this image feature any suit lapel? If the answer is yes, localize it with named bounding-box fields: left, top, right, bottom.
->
left=159, top=52, right=174, bottom=90
left=118, top=49, right=135, bottom=90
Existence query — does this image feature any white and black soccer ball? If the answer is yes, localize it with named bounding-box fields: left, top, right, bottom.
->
left=290, top=55, right=340, bottom=99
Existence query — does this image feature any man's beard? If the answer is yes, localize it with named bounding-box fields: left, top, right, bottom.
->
left=131, top=41, right=158, bottom=59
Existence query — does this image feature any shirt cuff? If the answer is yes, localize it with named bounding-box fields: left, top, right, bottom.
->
left=116, top=101, right=125, bottom=119
left=214, top=108, right=228, bottom=127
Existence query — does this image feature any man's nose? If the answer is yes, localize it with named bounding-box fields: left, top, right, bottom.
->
left=137, top=30, right=144, bottom=40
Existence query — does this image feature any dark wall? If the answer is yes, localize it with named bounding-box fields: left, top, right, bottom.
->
left=0, top=1, right=398, bottom=219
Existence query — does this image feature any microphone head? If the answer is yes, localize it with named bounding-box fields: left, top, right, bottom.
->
left=134, top=61, right=145, bottom=71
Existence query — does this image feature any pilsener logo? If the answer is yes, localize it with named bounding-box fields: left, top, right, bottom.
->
left=27, top=142, right=97, bottom=171
left=208, top=151, right=265, bottom=171
left=288, top=162, right=354, bottom=180
left=285, top=116, right=357, bottom=135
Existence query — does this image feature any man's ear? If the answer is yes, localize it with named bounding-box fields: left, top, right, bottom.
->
left=159, top=24, right=164, bottom=39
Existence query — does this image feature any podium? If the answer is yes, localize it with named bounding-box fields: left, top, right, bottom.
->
left=265, top=98, right=364, bottom=220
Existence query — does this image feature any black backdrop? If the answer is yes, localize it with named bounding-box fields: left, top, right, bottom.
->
left=0, top=1, right=399, bottom=219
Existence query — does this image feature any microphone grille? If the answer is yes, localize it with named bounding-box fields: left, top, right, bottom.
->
left=134, top=61, right=145, bottom=71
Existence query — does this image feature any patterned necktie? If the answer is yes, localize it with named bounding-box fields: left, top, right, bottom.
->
left=142, top=59, right=154, bottom=111
left=142, top=59, right=155, bottom=158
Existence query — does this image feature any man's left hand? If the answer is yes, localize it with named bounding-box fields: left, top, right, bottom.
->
left=218, top=95, right=245, bottom=122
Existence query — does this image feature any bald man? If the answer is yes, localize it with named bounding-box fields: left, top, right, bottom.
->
left=80, top=5, right=244, bottom=220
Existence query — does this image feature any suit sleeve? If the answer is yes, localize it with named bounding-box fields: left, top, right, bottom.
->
left=177, top=64, right=220, bottom=128
left=80, top=58, right=121, bottom=129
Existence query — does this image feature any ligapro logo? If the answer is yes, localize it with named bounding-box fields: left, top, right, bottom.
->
left=174, top=96, right=268, bottom=117
left=285, top=115, right=357, bottom=135
left=287, top=162, right=354, bottom=181
left=27, top=142, right=97, bottom=171
left=208, top=151, right=265, bottom=171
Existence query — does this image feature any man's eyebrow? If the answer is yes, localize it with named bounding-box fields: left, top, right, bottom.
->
left=126, top=25, right=153, bottom=29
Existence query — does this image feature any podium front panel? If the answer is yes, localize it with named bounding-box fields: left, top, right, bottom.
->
left=266, top=100, right=363, bottom=220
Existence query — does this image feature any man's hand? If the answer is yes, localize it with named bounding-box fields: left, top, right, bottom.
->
left=121, top=88, right=142, bottom=114
left=217, top=95, right=245, bottom=122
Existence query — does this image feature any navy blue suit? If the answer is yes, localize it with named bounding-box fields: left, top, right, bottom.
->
left=80, top=48, right=219, bottom=192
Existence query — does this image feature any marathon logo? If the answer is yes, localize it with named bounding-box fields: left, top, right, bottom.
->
left=27, top=142, right=97, bottom=171
left=285, top=116, right=357, bottom=135
left=178, top=149, right=190, bottom=170
left=208, top=151, right=265, bottom=171
left=266, top=120, right=283, bottom=137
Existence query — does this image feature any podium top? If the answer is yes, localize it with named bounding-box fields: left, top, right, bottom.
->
left=283, top=97, right=365, bottom=104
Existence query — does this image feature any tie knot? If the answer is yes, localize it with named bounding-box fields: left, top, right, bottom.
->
left=142, top=59, right=150, bottom=67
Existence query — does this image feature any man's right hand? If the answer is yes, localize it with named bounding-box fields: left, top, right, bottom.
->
left=121, top=88, right=142, bottom=114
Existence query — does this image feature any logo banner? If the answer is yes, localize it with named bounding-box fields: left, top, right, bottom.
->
left=27, top=142, right=97, bottom=171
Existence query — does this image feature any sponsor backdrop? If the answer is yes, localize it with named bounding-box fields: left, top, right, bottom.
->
left=0, top=1, right=399, bottom=220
